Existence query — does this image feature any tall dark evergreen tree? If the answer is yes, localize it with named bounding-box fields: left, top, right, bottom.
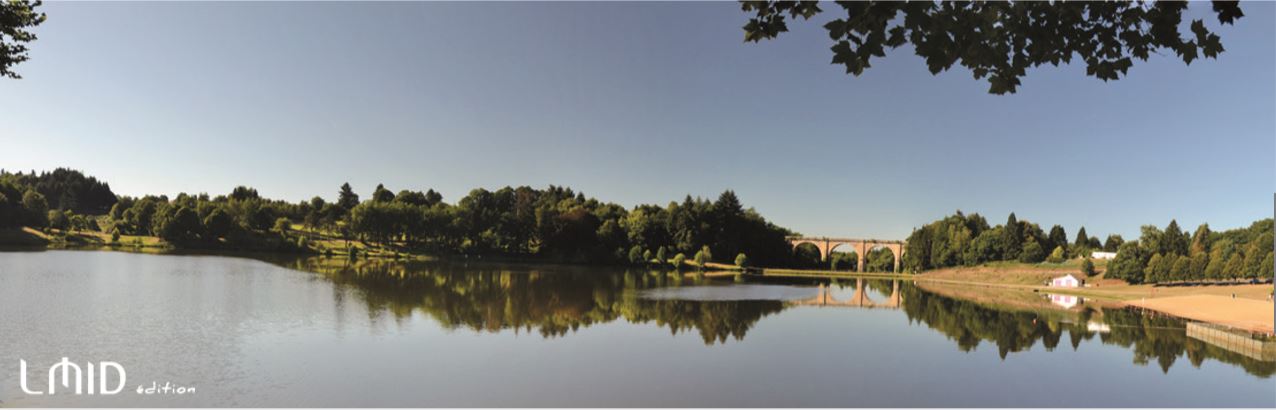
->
left=0, top=168, right=118, bottom=214
left=1073, top=227, right=1089, bottom=248
left=371, top=184, right=394, bottom=203
left=1002, top=213, right=1021, bottom=259
left=337, top=183, right=359, bottom=210
left=1103, top=234, right=1125, bottom=252
left=1163, top=220, right=1188, bottom=256
left=1048, top=225, right=1067, bottom=253
left=712, top=190, right=745, bottom=260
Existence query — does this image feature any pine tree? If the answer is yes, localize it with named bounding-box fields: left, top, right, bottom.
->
left=1048, top=225, right=1067, bottom=253
left=1189, top=223, right=1211, bottom=256
left=371, top=184, right=394, bottom=203
left=1103, top=235, right=1124, bottom=252
left=337, top=183, right=359, bottom=209
left=1073, top=226, right=1089, bottom=248
left=1003, top=213, right=1021, bottom=259
left=1164, top=220, right=1187, bottom=256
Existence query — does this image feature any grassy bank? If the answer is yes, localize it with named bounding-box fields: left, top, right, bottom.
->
left=0, top=226, right=758, bottom=276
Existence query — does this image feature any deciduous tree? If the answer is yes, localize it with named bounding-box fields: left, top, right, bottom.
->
left=740, top=1, right=1244, bottom=94
left=0, top=1, right=44, bottom=79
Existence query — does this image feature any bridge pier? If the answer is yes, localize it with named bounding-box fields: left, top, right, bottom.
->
left=856, top=243, right=866, bottom=273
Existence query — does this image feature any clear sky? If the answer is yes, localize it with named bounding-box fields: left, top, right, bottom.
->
left=1, top=1, right=1272, bottom=240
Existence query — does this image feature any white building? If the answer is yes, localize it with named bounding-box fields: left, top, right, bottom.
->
left=1050, top=274, right=1084, bottom=288
left=1090, top=251, right=1117, bottom=260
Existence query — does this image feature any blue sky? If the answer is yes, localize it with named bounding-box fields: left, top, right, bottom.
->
left=1, top=1, right=1272, bottom=240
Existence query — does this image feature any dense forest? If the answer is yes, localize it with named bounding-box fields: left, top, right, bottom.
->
left=903, top=211, right=1115, bottom=271
left=1105, top=219, right=1273, bottom=284
left=0, top=168, right=118, bottom=227
left=903, top=211, right=1273, bottom=284
left=0, top=169, right=796, bottom=267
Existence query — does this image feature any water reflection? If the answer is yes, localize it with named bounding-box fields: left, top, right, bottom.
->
left=271, top=255, right=1275, bottom=377
left=275, top=257, right=785, bottom=344
left=898, top=283, right=1275, bottom=377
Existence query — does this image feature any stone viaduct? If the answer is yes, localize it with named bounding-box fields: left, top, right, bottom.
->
left=787, top=236, right=907, bottom=273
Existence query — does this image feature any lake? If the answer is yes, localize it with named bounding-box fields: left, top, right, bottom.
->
left=1, top=250, right=1272, bottom=407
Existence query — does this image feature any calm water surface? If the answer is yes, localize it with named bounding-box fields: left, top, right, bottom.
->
left=1, top=250, right=1272, bottom=407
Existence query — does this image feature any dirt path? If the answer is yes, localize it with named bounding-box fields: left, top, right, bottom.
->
left=1125, top=295, right=1274, bottom=334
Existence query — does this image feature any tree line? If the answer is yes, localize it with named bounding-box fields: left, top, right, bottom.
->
left=335, top=183, right=795, bottom=266
left=1106, top=219, right=1273, bottom=284
left=903, top=211, right=1273, bottom=284
left=1, top=168, right=118, bottom=229
left=902, top=211, right=1118, bottom=272
left=4, top=169, right=1271, bottom=281
left=1, top=169, right=796, bottom=267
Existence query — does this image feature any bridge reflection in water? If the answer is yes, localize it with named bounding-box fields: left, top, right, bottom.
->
left=791, top=278, right=902, bottom=309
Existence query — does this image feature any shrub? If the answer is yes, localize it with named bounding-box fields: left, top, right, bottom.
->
left=47, top=210, right=68, bottom=230
left=1081, top=258, right=1096, bottom=277
left=735, top=253, right=749, bottom=268
left=273, top=217, right=291, bottom=234
left=1046, top=246, right=1066, bottom=263
left=672, top=253, right=686, bottom=270
left=628, top=245, right=643, bottom=265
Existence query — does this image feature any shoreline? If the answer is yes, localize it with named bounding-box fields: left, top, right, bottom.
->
left=3, top=241, right=1271, bottom=334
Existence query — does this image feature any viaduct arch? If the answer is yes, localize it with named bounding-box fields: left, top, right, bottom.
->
left=788, top=236, right=906, bottom=273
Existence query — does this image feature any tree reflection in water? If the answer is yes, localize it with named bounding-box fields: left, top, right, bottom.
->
left=898, top=285, right=1275, bottom=378
left=277, top=256, right=785, bottom=344
left=271, top=256, right=1273, bottom=377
